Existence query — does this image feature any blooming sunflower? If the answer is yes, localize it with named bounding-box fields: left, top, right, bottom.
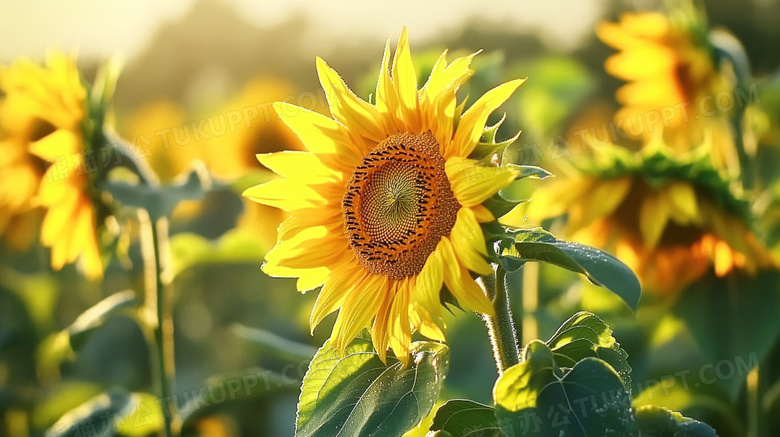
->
left=244, top=29, right=525, bottom=363
left=0, top=51, right=103, bottom=278
left=528, top=145, right=776, bottom=295
left=597, top=8, right=736, bottom=170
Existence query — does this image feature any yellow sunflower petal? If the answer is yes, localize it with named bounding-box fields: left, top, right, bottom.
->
left=40, top=188, right=80, bottom=245
left=450, top=78, right=525, bottom=158
left=388, top=279, right=412, bottom=365
left=439, top=238, right=494, bottom=316
left=29, top=129, right=80, bottom=160
left=411, top=305, right=446, bottom=342
left=391, top=28, right=420, bottom=133
left=414, top=241, right=445, bottom=319
left=265, top=227, right=347, bottom=271
left=255, top=151, right=337, bottom=182
left=445, top=158, right=519, bottom=207
left=316, top=57, right=387, bottom=144
left=639, top=191, right=671, bottom=249
left=371, top=280, right=396, bottom=364
left=376, top=38, right=401, bottom=133
left=273, top=102, right=362, bottom=169
left=450, top=207, right=493, bottom=276
left=295, top=267, right=330, bottom=293
left=666, top=181, right=699, bottom=223
left=577, top=177, right=632, bottom=229
left=332, top=274, right=389, bottom=352
left=310, top=263, right=364, bottom=332
left=243, top=179, right=326, bottom=211
left=67, top=200, right=92, bottom=264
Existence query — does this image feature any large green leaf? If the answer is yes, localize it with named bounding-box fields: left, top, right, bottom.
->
left=428, top=400, right=501, bottom=437
left=546, top=311, right=631, bottom=389
left=494, top=340, right=635, bottom=437
left=296, top=338, right=449, bottom=437
left=505, top=228, right=641, bottom=311
left=634, top=406, right=717, bottom=436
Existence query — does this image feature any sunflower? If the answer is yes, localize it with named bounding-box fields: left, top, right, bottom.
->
left=0, top=51, right=103, bottom=278
left=528, top=145, right=776, bottom=294
left=597, top=8, right=736, bottom=170
left=244, top=29, right=525, bottom=363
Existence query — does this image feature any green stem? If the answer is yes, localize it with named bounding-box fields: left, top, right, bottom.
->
left=141, top=211, right=176, bottom=437
left=482, top=265, right=520, bottom=374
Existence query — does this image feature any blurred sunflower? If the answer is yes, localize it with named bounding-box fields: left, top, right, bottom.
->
left=203, top=77, right=305, bottom=178
left=0, top=51, right=103, bottom=278
left=528, top=144, right=776, bottom=295
left=597, top=7, right=737, bottom=170
left=204, top=77, right=306, bottom=251
left=120, top=100, right=193, bottom=183
left=0, top=106, right=45, bottom=251
left=245, top=29, right=525, bottom=363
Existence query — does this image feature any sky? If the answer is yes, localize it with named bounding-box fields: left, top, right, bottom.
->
left=0, top=0, right=604, bottom=62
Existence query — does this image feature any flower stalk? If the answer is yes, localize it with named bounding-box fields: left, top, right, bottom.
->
left=482, top=265, right=520, bottom=374
left=139, top=210, right=176, bottom=437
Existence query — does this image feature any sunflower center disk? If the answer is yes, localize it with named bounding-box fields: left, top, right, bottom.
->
left=343, top=131, right=460, bottom=280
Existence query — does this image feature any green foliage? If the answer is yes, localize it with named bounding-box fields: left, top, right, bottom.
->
left=429, top=400, right=501, bottom=437
left=484, top=225, right=641, bottom=311
left=494, top=341, right=634, bottom=436
left=104, top=165, right=210, bottom=221
left=179, top=367, right=299, bottom=431
left=38, top=290, right=139, bottom=371
left=634, top=405, right=718, bottom=436
left=232, top=324, right=317, bottom=363
left=514, top=56, right=595, bottom=143
left=45, top=389, right=163, bottom=437
left=674, top=270, right=780, bottom=398
left=295, top=337, right=449, bottom=437
left=546, top=311, right=632, bottom=389
left=422, top=312, right=715, bottom=437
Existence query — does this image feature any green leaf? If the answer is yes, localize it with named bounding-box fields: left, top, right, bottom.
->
left=45, top=390, right=163, bottom=437
left=105, top=165, right=210, bottom=220
left=508, top=164, right=552, bottom=180
left=471, top=114, right=521, bottom=161
left=494, top=340, right=635, bottom=437
left=482, top=194, right=525, bottom=220
left=545, top=311, right=631, bottom=389
left=68, top=290, right=139, bottom=352
left=296, top=338, right=449, bottom=437
left=634, top=405, right=717, bottom=436
left=510, top=228, right=641, bottom=311
left=232, top=324, right=317, bottom=362
left=429, top=400, right=501, bottom=437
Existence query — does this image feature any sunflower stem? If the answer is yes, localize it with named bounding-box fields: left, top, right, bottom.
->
left=483, top=265, right=520, bottom=374
left=140, top=211, right=176, bottom=437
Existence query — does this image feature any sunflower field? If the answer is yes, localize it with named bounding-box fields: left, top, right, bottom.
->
left=2, top=1, right=780, bottom=436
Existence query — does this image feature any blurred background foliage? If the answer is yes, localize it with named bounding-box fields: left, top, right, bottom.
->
left=2, top=0, right=780, bottom=436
